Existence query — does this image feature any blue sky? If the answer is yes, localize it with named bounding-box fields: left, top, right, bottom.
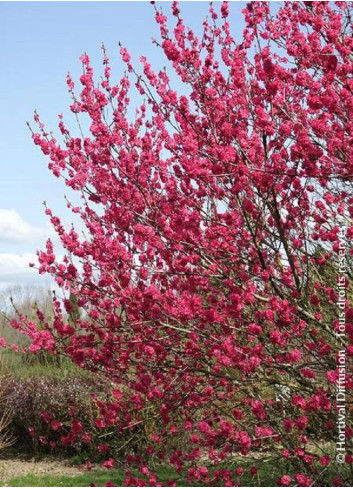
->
left=0, top=1, right=246, bottom=288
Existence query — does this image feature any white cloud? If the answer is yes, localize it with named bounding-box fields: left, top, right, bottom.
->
left=0, top=209, right=52, bottom=243
left=0, top=252, right=38, bottom=277
left=0, top=252, right=49, bottom=290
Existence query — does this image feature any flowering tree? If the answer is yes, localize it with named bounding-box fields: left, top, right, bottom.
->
left=11, top=1, right=353, bottom=485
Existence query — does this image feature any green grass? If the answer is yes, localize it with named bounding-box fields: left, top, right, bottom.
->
left=3, top=459, right=350, bottom=487
left=2, top=463, right=279, bottom=487
left=3, top=470, right=124, bottom=487
left=2, top=349, right=91, bottom=380
left=3, top=468, right=187, bottom=487
left=4, top=467, right=195, bottom=487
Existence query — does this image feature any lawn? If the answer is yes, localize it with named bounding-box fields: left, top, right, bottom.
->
left=1, top=449, right=350, bottom=486
left=3, top=470, right=124, bottom=487
left=1, top=461, right=276, bottom=487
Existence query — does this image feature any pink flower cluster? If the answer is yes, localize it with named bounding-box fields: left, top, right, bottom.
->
left=16, top=1, right=353, bottom=486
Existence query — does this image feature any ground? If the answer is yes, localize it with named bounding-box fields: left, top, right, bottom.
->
left=0, top=458, right=80, bottom=486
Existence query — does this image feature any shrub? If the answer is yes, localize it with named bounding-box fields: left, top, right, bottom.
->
left=5, top=375, right=109, bottom=456
left=0, top=355, right=14, bottom=450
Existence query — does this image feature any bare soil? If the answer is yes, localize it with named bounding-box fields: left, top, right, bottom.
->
left=0, top=457, right=80, bottom=483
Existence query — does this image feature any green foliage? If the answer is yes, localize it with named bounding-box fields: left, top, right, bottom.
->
left=2, top=349, right=90, bottom=380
